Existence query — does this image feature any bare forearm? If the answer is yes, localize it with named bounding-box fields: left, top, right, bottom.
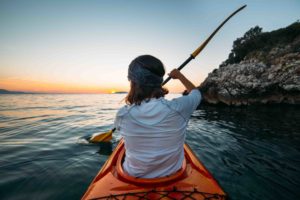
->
left=178, top=74, right=196, bottom=92
left=168, top=69, right=197, bottom=92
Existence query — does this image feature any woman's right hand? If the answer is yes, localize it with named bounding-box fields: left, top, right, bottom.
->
left=168, top=69, right=183, bottom=79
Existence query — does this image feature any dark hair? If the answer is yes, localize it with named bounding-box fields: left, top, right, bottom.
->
left=125, top=55, right=168, bottom=105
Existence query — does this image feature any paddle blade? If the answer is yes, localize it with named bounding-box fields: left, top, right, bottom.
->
left=89, top=128, right=115, bottom=143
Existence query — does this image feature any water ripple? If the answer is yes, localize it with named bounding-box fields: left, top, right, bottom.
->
left=0, top=95, right=299, bottom=200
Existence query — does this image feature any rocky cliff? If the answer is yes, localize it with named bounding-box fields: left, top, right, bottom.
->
left=199, top=22, right=300, bottom=105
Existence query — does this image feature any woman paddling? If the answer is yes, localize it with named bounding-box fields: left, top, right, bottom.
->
left=114, top=55, right=201, bottom=178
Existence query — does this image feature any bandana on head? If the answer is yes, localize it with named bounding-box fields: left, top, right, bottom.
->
left=127, top=59, right=163, bottom=87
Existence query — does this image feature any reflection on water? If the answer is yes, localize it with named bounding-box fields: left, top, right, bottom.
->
left=187, top=105, right=300, bottom=200
left=0, top=94, right=123, bottom=200
left=0, top=94, right=299, bottom=200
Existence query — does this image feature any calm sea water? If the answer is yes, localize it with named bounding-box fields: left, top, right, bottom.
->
left=0, top=94, right=299, bottom=200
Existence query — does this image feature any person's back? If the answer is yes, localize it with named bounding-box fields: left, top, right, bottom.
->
left=114, top=55, right=201, bottom=178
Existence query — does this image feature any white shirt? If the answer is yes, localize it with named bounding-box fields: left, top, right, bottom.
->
left=114, top=89, right=201, bottom=178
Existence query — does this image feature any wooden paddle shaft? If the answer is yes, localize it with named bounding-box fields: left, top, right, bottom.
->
left=162, top=4, right=247, bottom=86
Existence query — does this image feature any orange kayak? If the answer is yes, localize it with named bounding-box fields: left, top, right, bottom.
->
left=82, top=139, right=227, bottom=200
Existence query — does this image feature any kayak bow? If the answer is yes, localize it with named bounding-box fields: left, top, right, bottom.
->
left=82, top=139, right=227, bottom=200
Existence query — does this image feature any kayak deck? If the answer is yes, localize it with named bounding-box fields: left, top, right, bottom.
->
left=82, top=140, right=227, bottom=200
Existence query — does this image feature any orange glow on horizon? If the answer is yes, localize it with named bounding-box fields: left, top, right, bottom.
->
left=0, top=77, right=130, bottom=94
left=0, top=77, right=188, bottom=94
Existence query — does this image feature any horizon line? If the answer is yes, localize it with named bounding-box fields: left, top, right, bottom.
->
left=0, top=88, right=183, bottom=95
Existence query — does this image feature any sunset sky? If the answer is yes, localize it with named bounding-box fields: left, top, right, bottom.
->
left=0, top=0, right=299, bottom=93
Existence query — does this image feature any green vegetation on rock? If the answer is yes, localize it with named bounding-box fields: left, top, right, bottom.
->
left=221, top=21, right=300, bottom=66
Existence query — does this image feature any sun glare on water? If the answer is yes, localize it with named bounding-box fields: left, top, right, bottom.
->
left=111, top=90, right=116, bottom=94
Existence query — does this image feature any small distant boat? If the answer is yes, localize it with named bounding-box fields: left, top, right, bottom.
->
left=82, top=139, right=227, bottom=200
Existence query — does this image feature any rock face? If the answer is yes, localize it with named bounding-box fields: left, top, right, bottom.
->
left=200, top=59, right=300, bottom=105
left=199, top=23, right=300, bottom=106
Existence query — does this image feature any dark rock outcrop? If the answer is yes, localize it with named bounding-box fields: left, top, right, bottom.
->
left=199, top=22, right=300, bottom=105
left=0, top=89, right=26, bottom=94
